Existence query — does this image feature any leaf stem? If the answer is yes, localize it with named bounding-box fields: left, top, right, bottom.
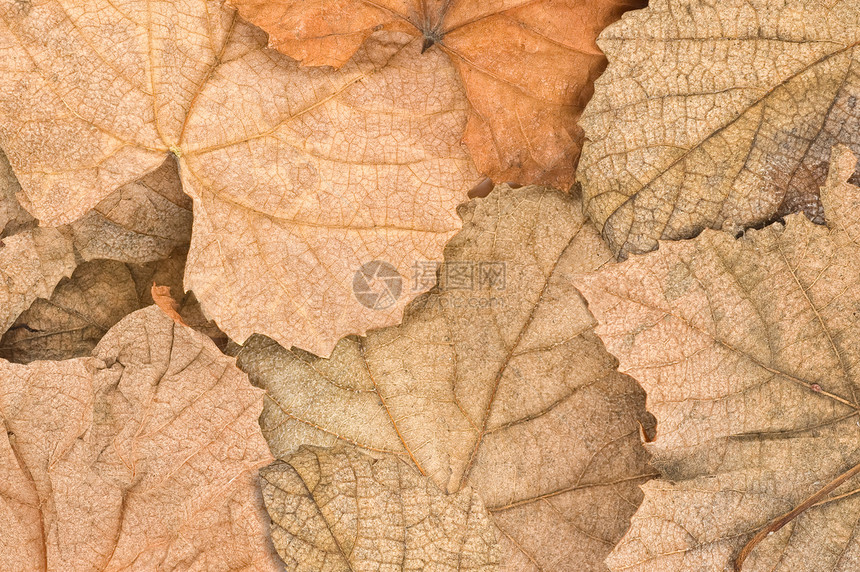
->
left=735, top=459, right=860, bottom=570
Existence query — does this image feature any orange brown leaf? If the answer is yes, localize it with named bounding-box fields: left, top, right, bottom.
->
left=229, top=0, right=647, bottom=188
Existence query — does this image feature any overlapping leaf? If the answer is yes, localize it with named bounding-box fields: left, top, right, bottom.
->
left=68, top=156, right=192, bottom=264
left=238, top=184, right=655, bottom=571
left=230, top=0, right=646, bottom=188
left=0, top=0, right=481, bottom=356
left=0, top=149, right=34, bottom=237
left=0, top=227, right=75, bottom=334
left=0, top=305, right=281, bottom=570
left=575, top=147, right=860, bottom=571
left=261, top=444, right=499, bottom=571
left=579, top=0, right=860, bottom=258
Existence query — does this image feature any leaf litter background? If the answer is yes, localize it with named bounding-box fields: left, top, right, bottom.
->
left=0, top=0, right=859, bottom=571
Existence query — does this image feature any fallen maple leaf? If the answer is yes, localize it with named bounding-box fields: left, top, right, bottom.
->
left=230, top=0, right=646, bottom=188
left=0, top=305, right=282, bottom=571
left=579, top=0, right=860, bottom=258
left=575, top=146, right=860, bottom=571
left=238, top=184, right=655, bottom=571
left=261, top=444, right=499, bottom=570
left=0, top=0, right=481, bottom=356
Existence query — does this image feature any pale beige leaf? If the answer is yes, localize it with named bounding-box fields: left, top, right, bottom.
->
left=0, top=148, right=35, bottom=237
left=68, top=156, right=192, bottom=264
left=0, top=227, right=75, bottom=334
left=238, top=184, right=655, bottom=571
left=0, top=305, right=281, bottom=571
left=261, top=444, right=499, bottom=571
left=229, top=0, right=647, bottom=188
left=574, top=146, right=860, bottom=571
left=579, top=0, right=860, bottom=258
left=0, top=0, right=480, bottom=356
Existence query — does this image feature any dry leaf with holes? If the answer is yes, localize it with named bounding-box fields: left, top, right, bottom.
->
left=230, top=0, right=646, bottom=188
left=574, top=147, right=860, bottom=571
left=261, top=444, right=499, bottom=570
left=238, top=184, right=655, bottom=571
left=0, top=0, right=482, bottom=356
left=579, top=0, right=860, bottom=258
left=0, top=305, right=281, bottom=571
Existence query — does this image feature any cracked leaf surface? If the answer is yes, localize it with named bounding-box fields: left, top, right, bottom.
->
left=575, top=147, right=860, bottom=571
left=238, top=184, right=655, bottom=571
left=229, top=0, right=646, bottom=188
left=579, top=0, right=860, bottom=258
left=0, top=305, right=281, bottom=571
left=261, top=444, right=499, bottom=571
left=0, top=0, right=480, bottom=356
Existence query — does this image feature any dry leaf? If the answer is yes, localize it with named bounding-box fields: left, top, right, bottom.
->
left=0, top=244, right=208, bottom=363
left=579, top=0, right=860, bottom=258
left=152, top=282, right=190, bottom=327
left=238, top=184, right=655, bottom=571
left=574, top=146, right=860, bottom=571
left=261, top=444, right=499, bottom=571
left=0, top=148, right=35, bottom=237
left=0, top=305, right=281, bottom=571
left=0, top=260, right=146, bottom=362
left=0, top=0, right=480, bottom=356
left=68, top=156, right=192, bottom=264
left=0, top=227, right=75, bottom=334
left=230, top=0, right=645, bottom=188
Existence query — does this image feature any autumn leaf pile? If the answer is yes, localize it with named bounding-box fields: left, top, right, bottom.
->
left=0, top=0, right=859, bottom=570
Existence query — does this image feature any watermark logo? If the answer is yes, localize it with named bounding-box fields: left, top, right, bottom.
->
left=411, top=260, right=506, bottom=292
left=352, top=260, right=403, bottom=310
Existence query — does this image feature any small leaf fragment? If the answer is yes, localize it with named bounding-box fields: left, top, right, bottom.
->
left=151, top=282, right=189, bottom=326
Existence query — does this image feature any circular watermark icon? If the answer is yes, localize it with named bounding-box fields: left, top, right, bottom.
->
left=352, top=260, right=402, bottom=310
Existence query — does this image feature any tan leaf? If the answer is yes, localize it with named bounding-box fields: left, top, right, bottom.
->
left=68, top=156, right=192, bottom=264
left=579, top=0, right=860, bottom=259
left=238, top=184, right=655, bottom=571
left=0, top=227, right=75, bottom=334
left=229, top=0, right=646, bottom=188
left=0, top=249, right=212, bottom=362
left=261, top=444, right=499, bottom=571
left=0, top=305, right=281, bottom=571
left=0, top=0, right=481, bottom=356
left=574, top=146, right=860, bottom=571
left=0, top=148, right=35, bottom=237
left=1, top=260, right=147, bottom=362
